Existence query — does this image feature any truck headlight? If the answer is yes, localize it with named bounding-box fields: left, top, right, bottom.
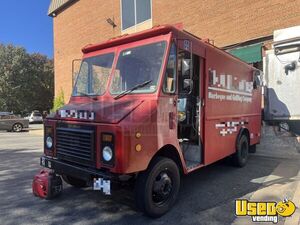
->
left=101, top=133, right=114, bottom=166
left=102, top=146, right=113, bottom=161
left=46, top=136, right=53, bottom=149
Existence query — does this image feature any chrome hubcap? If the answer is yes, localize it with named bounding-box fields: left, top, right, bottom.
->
left=14, top=124, right=22, bottom=131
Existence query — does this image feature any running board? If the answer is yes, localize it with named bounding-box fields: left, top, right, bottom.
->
left=185, top=161, right=204, bottom=172
left=185, top=160, right=201, bottom=170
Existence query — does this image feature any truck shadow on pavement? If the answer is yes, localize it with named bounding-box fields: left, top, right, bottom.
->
left=0, top=148, right=285, bottom=225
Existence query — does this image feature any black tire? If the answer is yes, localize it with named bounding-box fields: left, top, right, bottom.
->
left=62, top=175, right=88, bottom=188
left=232, top=135, right=249, bottom=167
left=134, top=157, right=180, bottom=218
left=12, top=123, right=23, bottom=132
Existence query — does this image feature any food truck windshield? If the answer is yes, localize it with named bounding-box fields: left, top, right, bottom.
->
left=72, top=41, right=167, bottom=97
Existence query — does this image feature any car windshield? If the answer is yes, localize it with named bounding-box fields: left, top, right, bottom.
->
left=72, top=53, right=115, bottom=96
left=110, top=41, right=166, bottom=95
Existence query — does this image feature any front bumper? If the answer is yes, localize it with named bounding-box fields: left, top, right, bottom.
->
left=40, top=156, right=116, bottom=182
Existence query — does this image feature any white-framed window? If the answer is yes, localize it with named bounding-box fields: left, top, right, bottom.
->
left=121, top=0, right=152, bottom=31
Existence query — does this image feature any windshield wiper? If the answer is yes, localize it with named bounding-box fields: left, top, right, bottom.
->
left=75, top=91, right=97, bottom=100
left=114, top=80, right=152, bottom=100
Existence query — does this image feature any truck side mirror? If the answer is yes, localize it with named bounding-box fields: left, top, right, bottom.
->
left=183, top=79, right=193, bottom=93
left=182, top=59, right=191, bottom=76
left=253, top=70, right=262, bottom=89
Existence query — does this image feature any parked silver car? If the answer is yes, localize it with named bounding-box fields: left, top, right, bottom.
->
left=0, top=114, right=29, bottom=132
left=25, top=111, right=43, bottom=124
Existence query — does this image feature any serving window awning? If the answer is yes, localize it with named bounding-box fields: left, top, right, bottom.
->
left=228, top=43, right=262, bottom=63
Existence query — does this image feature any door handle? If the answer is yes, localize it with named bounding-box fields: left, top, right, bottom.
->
left=169, top=112, right=175, bottom=129
left=173, top=99, right=177, bottom=106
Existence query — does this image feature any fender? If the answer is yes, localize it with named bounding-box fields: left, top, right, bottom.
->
left=149, top=144, right=185, bottom=174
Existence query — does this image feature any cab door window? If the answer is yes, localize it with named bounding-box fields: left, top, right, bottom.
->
left=163, top=43, right=177, bottom=94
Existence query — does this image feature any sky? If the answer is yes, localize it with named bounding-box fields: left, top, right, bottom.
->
left=0, top=0, right=53, bottom=58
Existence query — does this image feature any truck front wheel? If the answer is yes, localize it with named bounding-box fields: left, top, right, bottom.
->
left=134, top=157, right=180, bottom=218
left=62, top=175, right=88, bottom=188
left=232, top=135, right=249, bottom=167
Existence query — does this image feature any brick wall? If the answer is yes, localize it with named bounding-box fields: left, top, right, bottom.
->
left=53, top=0, right=121, bottom=100
left=53, top=0, right=300, bottom=100
left=153, top=0, right=300, bottom=46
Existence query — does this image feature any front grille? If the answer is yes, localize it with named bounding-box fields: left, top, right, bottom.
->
left=56, top=126, right=95, bottom=166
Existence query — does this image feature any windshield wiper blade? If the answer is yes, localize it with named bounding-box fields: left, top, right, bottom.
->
left=114, top=80, right=152, bottom=100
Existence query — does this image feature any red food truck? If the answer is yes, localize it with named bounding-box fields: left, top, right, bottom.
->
left=39, top=24, right=262, bottom=217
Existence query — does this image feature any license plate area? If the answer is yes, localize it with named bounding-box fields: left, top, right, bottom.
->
left=93, top=178, right=111, bottom=195
left=41, top=156, right=52, bottom=169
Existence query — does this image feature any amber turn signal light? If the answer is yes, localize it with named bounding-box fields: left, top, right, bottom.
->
left=135, top=144, right=142, bottom=152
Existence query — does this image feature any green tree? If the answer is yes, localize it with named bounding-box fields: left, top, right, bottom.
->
left=0, top=44, right=54, bottom=114
left=52, top=89, right=65, bottom=112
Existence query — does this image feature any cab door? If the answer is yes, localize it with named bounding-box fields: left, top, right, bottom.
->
left=0, top=115, right=11, bottom=130
left=0, top=116, right=5, bottom=130
left=177, top=40, right=202, bottom=169
left=161, top=42, right=178, bottom=133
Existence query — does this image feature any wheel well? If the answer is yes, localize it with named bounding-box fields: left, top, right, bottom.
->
left=12, top=123, right=22, bottom=127
left=151, top=145, right=183, bottom=174
left=237, top=128, right=250, bottom=147
left=241, top=128, right=250, bottom=144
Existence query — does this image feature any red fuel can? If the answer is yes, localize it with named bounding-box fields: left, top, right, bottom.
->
left=32, top=169, right=62, bottom=199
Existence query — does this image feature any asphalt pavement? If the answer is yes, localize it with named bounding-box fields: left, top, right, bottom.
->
left=0, top=125, right=300, bottom=225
